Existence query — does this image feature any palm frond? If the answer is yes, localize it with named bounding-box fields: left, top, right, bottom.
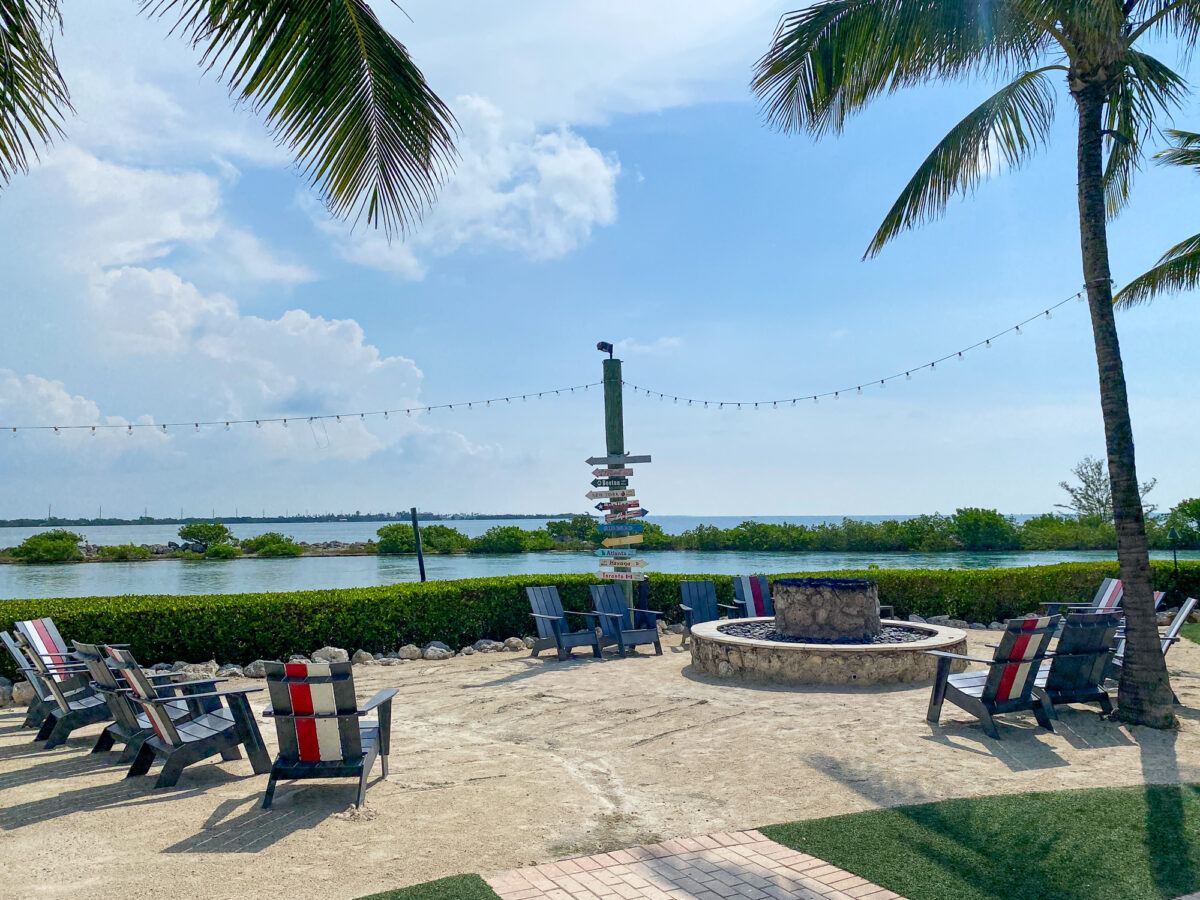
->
left=1129, top=0, right=1200, bottom=45
left=1156, top=129, right=1200, bottom=169
left=754, top=0, right=1048, bottom=137
left=0, top=0, right=71, bottom=185
left=143, top=0, right=457, bottom=237
left=866, top=69, right=1056, bottom=258
left=1115, top=232, right=1200, bottom=306
left=1102, top=51, right=1187, bottom=218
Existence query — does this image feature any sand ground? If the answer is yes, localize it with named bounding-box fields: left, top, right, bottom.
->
left=1, top=632, right=1197, bottom=900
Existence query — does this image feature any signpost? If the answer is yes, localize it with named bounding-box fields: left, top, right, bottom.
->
left=586, top=489, right=635, bottom=500
left=595, top=499, right=639, bottom=511
left=586, top=454, right=652, bottom=466
left=599, top=557, right=647, bottom=568
left=598, top=570, right=641, bottom=581
left=593, top=467, right=633, bottom=477
left=594, top=547, right=637, bottom=557
left=601, top=534, right=643, bottom=548
left=597, top=522, right=644, bottom=535
left=591, top=477, right=628, bottom=488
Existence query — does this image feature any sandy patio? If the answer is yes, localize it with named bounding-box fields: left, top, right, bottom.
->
left=1, top=631, right=1197, bottom=900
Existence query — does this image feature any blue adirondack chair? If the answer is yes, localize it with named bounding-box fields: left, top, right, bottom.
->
left=589, top=584, right=664, bottom=658
left=525, top=586, right=604, bottom=661
left=678, top=581, right=740, bottom=647
left=1032, top=611, right=1121, bottom=718
left=732, top=575, right=774, bottom=617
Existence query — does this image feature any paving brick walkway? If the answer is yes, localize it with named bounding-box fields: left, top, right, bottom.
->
left=485, top=829, right=902, bottom=900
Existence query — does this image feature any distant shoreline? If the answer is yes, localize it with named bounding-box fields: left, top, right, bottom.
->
left=0, top=513, right=582, bottom=528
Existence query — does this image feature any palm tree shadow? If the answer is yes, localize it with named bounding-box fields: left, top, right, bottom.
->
left=1130, top=721, right=1197, bottom=896
left=919, top=721, right=1070, bottom=772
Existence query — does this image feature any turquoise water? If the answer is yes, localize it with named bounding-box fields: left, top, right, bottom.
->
left=2, top=547, right=1195, bottom=601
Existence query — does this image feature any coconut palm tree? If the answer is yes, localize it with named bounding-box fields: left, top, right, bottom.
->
left=753, top=1, right=1193, bottom=728
left=1116, top=130, right=1200, bottom=305
left=0, top=0, right=455, bottom=235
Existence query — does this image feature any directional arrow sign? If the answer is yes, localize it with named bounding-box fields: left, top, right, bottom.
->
left=597, top=522, right=643, bottom=535
left=599, top=557, right=647, bottom=568
left=598, top=570, right=643, bottom=581
left=586, top=489, right=635, bottom=500
left=586, top=454, right=652, bottom=466
left=591, top=477, right=628, bottom=488
left=602, top=534, right=643, bottom=548
left=594, top=548, right=637, bottom=558
left=605, top=508, right=648, bottom=522
left=595, top=499, right=639, bottom=512
left=593, top=467, right=633, bottom=477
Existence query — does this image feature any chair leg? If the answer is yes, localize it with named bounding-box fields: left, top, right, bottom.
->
left=155, top=752, right=191, bottom=789
left=978, top=709, right=1001, bottom=740
left=1032, top=696, right=1056, bottom=734
left=926, top=657, right=950, bottom=725
left=126, top=741, right=157, bottom=778
left=261, top=772, right=278, bottom=809
left=42, top=714, right=76, bottom=750
left=219, top=745, right=243, bottom=762
left=1098, top=692, right=1115, bottom=716
left=381, top=753, right=389, bottom=778
left=23, top=699, right=50, bottom=730
left=653, top=638, right=663, bottom=656
left=119, top=733, right=149, bottom=764
left=33, top=710, right=58, bottom=743
left=356, top=767, right=369, bottom=808
left=591, top=636, right=602, bottom=659
left=91, top=725, right=117, bottom=754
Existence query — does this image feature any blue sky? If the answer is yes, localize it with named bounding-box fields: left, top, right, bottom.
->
left=1, top=2, right=1198, bottom=518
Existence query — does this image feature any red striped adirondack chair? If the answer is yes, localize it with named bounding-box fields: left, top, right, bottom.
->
left=678, top=581, right=741, bottom=647
left=2, top=630, right=91, bottom=731
left=261, top=661, right=396, bottom=808
left=10, top=630, right=110, bottom=749
left=526, top=586, right=604, bottom=661
left=589, top=584, right=664, bottom=658
left=110, top=647, right=271, bottom=788
left=1108, top=596, right=1198, bottom=704
left=1040, top=577, right=1123, bottom=617
left=733, top=575, right=774, bottom=618
left=71, top=641, right=215, bottom=761
left=1034, top=611, right=1122, bottom=717
left=15, top=618, right=85, bottom=681
left=926, top=616, right=1059, bottom=739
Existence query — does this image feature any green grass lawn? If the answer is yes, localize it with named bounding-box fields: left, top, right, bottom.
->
left=763, top=784, right=1200, bottom=900
left=357, top=874, right=498, bottom=899
left=1182, top=621, right=1199, bottom=645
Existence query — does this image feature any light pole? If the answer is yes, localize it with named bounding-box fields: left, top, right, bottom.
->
left=1168, top=526, right=1180, bottom=578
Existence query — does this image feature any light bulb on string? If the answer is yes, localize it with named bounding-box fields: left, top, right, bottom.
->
left=225, top=422, right=231, bottom=431
left=1015, top=324, right=1022, bottom=334
left=90, top=426, right=96, bottom=436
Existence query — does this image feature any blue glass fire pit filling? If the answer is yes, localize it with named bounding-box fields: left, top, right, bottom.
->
left=772, top=577, right=874, bottom=590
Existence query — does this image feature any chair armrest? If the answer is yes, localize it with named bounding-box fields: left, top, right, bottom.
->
left=679, top=603, right=694, bottom=613
left=162, top=677, right=229, bottom=689
left=152, top=687, right=262, bottom=701
left=717, top=603, right=741, bottom=613
left=924, top=650, right=1000, bottom=665
left=593, top=611, right=626, bottom=619
left=359, top=688, right=398, bottom=713
left=635, top=608, right=667, bottom=617
left=530, top=612, right=565, bottom=621
left=563, top=610, right=603, bottom=619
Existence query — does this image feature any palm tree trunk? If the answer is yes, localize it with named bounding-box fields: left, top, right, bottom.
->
left=1073, top=83, right=1174, bottom=727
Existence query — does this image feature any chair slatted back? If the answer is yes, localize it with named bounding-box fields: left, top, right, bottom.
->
left=680, top=581, right=719, bottom=625
left=1154, top=591, right=1166, bottom=611
left=1044, top=612, right=1120, bottom=695
left=590, top=584, right=631, bottom=641
left=1163, top=598, right=1198, bottom=652
left=73, top=641, right=141, bottom=732
left=981, top=616, right=1057, bottom=706
left=16, top=618, right=74, bottom=682
left=1092, top=578, right=1123, bottom=612
left=634, top=579, right=657, bottom=630
left=526, top=586, right=567, bottom=641
left=265, top=661, right=362, bottom=763
left=733, top=576, right=774, bottom=617
left=106, top=647, right=182, bottom=747
left=3, top=630, right=54, bottom=705
left=13, top=631, right=72, bottom=712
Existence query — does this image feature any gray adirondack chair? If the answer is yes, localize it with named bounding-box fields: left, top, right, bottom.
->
left=261, top=661, right=397, bottom=808
left=71, top=641, right=216, bottom=761
left=1039, top=577, right=1123, bottom=617
left=925, top=615, right=1059, bottom=739
left=1033, top=611, right=1121, bottom=717
left=732, top=575, right=774, bottom=617
left=11, top=630, right=110, bottom=749
left=1107, top=597, right=1197, bottom=703
left=2, top=630, right=90, bottom=730
left=111, top=647, right=271, bottom=788
left=589, top=584, right=664, bottom=658
left=678, top=581, right=740, bottom=647
left=525, top=586, right=604, bottom=660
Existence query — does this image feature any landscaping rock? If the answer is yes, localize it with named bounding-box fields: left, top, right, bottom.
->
left=398, top=644, right=423, bottom=660
left=216, top=664, right=244, bottom=678
left=312, top=646, right=349, bottom=664
left=926, top=615, right=950, bottom=625
left=172, top=660, right=219, bottom=681
left=969, top=623, right=986, bottom=630
left=523, top=636, right=536, bottom=648
left=288, top=655, right=311, bottom=664
left=990, top=622, right=1005, bottom=630
left=13, top=680, right=35, bottom=705
left=503, top=637, right=525, bottom=652
left=0, top=676, right=12, bottom=708
left=377, top=657, right=400, bottom=666
left=948, top=619, right=971, bottom=630
left=907, top=614, right=927, bottom=624
left=667, top=623, right=686, bottom=635
left=351, top=649, right=374, bottom=664
left=423, top=646, right=453, bottom=661
left=460, top=646, right=476, bottom=656
left=473, top=639, right=505, bottom=653
left=243, top=659, right=277, bottom=678
left=151, top=662, right=174, bottom=672
left=423, top=641, right=451, bottom=654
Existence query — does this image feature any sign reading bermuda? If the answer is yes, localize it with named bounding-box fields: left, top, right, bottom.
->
left=597, top=522, right=644, bottom=535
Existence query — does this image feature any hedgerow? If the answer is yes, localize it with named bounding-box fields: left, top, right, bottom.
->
left=1, top=562, right=1196, bottom=678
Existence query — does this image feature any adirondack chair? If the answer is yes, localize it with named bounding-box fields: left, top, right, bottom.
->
left=2, top=630, right=90, bottom=730
left=589, top=584, right=664, bottom=658
left=71, top=641, right=216, bottom=760
left=1033, top=611, right=1122, bottom=717
left=525, top=586, right=604, bottom=661
left=11, top=631, right=111, bottom=749
left=678, top=581, right=741, bottom=647
left=732, top=575, right=774, bottom=617
left=925, top=615, right=1059, bottom=739
left=1108, top=597, right=1198, bottom=703
left=14, top=617, right=79, bottom=672
left=1040, top=577, right=1123, bottom=617
left=261, top=661, right=397, bottom=808
left=110, top=647, right=271, bottom=788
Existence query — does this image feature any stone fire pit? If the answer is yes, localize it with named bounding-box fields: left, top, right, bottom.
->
left=689, top=577, right=967, bottom=686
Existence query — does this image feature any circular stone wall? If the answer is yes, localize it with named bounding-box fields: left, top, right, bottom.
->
left=689, top=618, right=968, bottom=686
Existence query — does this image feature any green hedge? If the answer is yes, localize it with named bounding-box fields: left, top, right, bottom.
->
left=2, top=562, right=1197, bottom=678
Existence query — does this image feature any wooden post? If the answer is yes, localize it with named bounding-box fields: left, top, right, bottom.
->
left=601, top=355, right=632, bottom=608
left=410, top=506, right=426, bottom=582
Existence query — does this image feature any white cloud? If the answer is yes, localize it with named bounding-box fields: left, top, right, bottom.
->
left=312, top=95, right=620, bottom=278
left=617, top=337, right=684, bottom=355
